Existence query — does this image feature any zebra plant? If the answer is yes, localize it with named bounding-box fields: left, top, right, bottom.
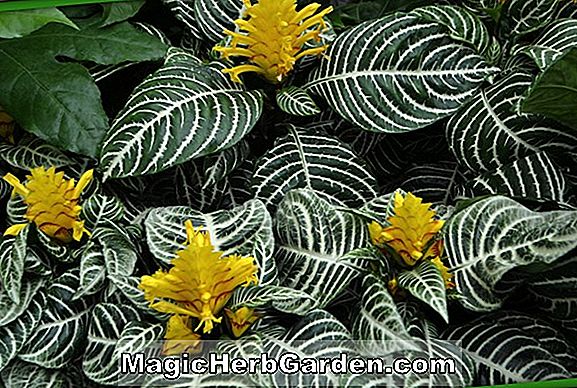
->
left=0, top=0, right=576, bottom=386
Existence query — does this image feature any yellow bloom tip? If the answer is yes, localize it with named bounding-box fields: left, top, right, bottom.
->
left=3, top=167, right=91, bottom=243
left=216, top=0, right=332, bottom=83
left=388, top=277, right=398, bottom=295
left=163, top=315, right=203, bottom=356
left=370, top=191, right=445, bottom=267
left=431, top=257, right=455, bottom=289
left=73, top=169, right=94, bottom=197
left=138, top=222, right=259, bottom=335
left=225, top=306, right=260, bottom=338
left=4, top=223, right=27, bottom=237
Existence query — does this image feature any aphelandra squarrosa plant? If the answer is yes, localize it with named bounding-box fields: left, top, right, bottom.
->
left=0, top=0, right=577, bottom=386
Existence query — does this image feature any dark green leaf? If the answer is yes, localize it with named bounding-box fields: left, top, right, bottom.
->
left=99, top=1, right=145, bottom=27
left=0, top=23, right=168, bottom=157
left=0, top=8, right=77, bottom=39
left=523, top=47, right=577, bottom=132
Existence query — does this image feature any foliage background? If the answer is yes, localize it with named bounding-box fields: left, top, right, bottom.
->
left=0, top=0, right=577, bottom=386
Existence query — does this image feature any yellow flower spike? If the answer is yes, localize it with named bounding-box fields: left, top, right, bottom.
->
left=224, top=306, right=261, bottom=338
left=2, top=167, right=93, bottom=243
left=388, top=277, right=398, bottom=295
left=368, top=221, right=385, bottom=245
left=184, top=220, right=212, bottom=248
left=139, top=222, right=259, bottom=334
left=431, top=257, right=455, bottom=289
left=4, top=224, right=27, bottom=236
left=0, top=106, right=15, bottom=144
left=368, top=192, right=444, bottom=267
left=163, top=315, right=203, bottom=356
left=214, top=0, right=333, bottom=83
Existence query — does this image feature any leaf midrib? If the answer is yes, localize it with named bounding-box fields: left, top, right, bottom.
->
left=304, top=67, right=499, bottom=89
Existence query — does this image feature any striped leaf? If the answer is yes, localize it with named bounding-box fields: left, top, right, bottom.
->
left=345, top=340, right=474, bottom=387
left=354, top=189, right=404, bottom=226
left=81, top=194, right=124, bottom=231
left=6, top=193, right=26, bottom=226
left=23, top=249, right=50, bottom=277
left=228, top=285, right=317, bottom=316
left=115, top=321, right=163, bottom=357
left=398, top=260, right=449, bottom=323
left=260, top=310, right=354, bottom=388
left=82, top=303, right=142, bottom=385
left=462, top=0, right=500, bottom=15
left=352, top=274, right=413, bottom=355
left=172, top=160, right=230, bottom=212
left=399, top=163, right=463, bottom=205
left=501, top=0, right=557, bottom=38
left=0, top=277, right=44, bottom=327
left=161, top=0, right=240, bottom=42
left=0, top=227, right=28, bottom=304
left=275, top=190, right=368, bottom=309
left=18, top=271, right=90, bottom=368
left=409, top=5, right=490, bottom=54
left=445, top=196, right=577, bottom=312
left=223, top=158, right=254, bottom=208
left=520, top=19, right=577, bottom=70
left=93, top=224, right=138, bottom=278
left=0, top=290, right=46, bottom=371
left=365, top=135, right=407, bottom=178
left=161, top=0, right=202, bottom=39
left=252, top=126, right=377, bottom=209
left=31, top=226, right=70, bottom=262
left=144, top=374, right=254, bottom=388
left=348, top=298, right=474, bottom=387
left=0, top=176, right=9, bottom=202
left=525, top=256, right=577, bottom=321
left=457, top=152, right=567, bottom=202
left=397, top=300, right=438, bottom=339
left=0, top=137, right=74, bottom=170
left=99, top=48, right=263, bottom=180
left=74, top=240, right=106, bottom=300
left=133, top=22, right=170, bottom=44
left=202, top=139, right=250, bottom=187
left=107, top=275, right=169, bottom=320
left=276, top=87, right=321, bottom=117
left=555, top=1, right=577, bottom=18
left=1, top=360, right=76, bottom=388
left=443, top=311, right=577, bottom=385
left=194, top=0, right=241, bottom=42
left=447, top=71, right=577, bottom=173
left=145, top=199, right=276, bottom=285
left=304, top=14, right=498, bottom=133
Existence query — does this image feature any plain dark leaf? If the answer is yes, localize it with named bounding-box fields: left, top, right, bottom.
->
left=523, top=47, right=577, bottom=132
left=0, top=23, right=167, bottom=157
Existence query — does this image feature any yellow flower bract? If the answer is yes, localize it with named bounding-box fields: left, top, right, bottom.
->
left=224, top=306, right=260, bottom=338
left=163, top=315, right=203, bottom=356
left=370, top=192, right=444, bottom=266
left=214, top=0, right=333, bottom=83
left=139, top=221, right=259, bottom=334
left=431, top=256, right=455, bottom=289
left=3, top=166, right=93, bottom=243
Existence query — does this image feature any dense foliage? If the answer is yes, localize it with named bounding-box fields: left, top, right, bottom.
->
left=0, top=0, right=577, bottom=386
